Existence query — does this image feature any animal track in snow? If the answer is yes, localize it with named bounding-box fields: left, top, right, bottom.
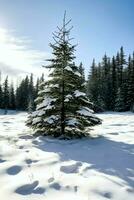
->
left=60, top=162, right=82, bottom=174
left=49, top=182, right=61, bottom=190
left=93, top=189, right=112, bottom=199
left=48, top=177, right=55, bottom=183
left=0, top=158, right=6, bottom=163
left=19, top=145, right=24, bottom=149
left=15, top=180, right=45, bottom=195
left=25, top=159, right=38, bottom=166
left=74, top=186, right=78, bottom=192
left=109, top=132, right=119, bottom=135
left=6, top=165, right=22, bottom=175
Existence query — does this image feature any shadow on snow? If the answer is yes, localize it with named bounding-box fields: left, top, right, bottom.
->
left=31, top=136, right=134, bottom=188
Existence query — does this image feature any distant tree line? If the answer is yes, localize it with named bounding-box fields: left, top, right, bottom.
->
left=87, top=47, right=134, bottom=112
left=1, top=46, right=134, bottom=114
left=0, top=73, right=44, bottom=113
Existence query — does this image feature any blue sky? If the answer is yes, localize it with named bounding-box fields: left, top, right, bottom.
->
left=0, top=0, right=134, bottom=79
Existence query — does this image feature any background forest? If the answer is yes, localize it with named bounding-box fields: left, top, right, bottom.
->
left=0, top=47, right=134, bottom=113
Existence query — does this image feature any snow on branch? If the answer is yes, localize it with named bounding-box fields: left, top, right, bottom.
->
left=74, top=90, right=86, bottom=97
left=37, top=97, right=57, bottom=110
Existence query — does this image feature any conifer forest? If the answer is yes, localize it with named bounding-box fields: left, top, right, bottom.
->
left=0, top=46, right=134, bottom=113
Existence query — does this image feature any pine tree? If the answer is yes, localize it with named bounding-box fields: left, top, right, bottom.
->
left=116, top=47, right=126, bottom=89
left=0, top=71, right=3, bottom=108
left=115, top=87, right=125, bottom=112
left=28, top=74, right=35, bottom=112
left=0, top=84, right=3, bottom=108
left=9, top=83, right=16, bottom=109
left=16, top=76, right=29, bottom=110
left=87, top=59, right=98, bottom=104
left=111, top=56, right=117, bottom=110
left=127, top=54, right=134, bottom=111
left=3, top=76, right=10, bottom=114
left=120, top=46, right=126, bottom=84
left=116, top=52, right=120, bottom=89
left=35, top=78, right=40, bottom=97
left=96, top=63, right=105, bottom=110
left=78, top=62, right=85, bottom=88
left=27, top=13, right=101, bottom=139
left=101, top=54, right=111, bottom=110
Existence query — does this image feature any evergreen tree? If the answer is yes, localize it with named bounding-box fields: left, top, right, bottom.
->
left=27, top=13, right=101, bottom=139
left=127, top=54, right=134, bottom=110
left=78, top=62, right=85, bottom=88
left=0, top=84, right=3, bottom=108
left=96, top=63, right=105, bottom=110
left=116, top=51, right=121, bottom=89
left=28, top=74, right=35, bottom=112
left=111, top=56, right=117, bottom=110
left=3, top=76, right=10, bottom=114
left=35, top=78, right=40, bottom=97
left=86, top=47, right=134, bottom=112
left=101, top=54, right=111, bottom=110
left=115, top=87, right=125, bottom=112
left=9, top=83, right=16, bottom=109
left=116, top=47, right=126, bottom=89
left=119, top=46, right=126, bottom=84
left=87, top=59, right=98, bottom=104
left=0, top=71, right=3, bottom=108
left=40, top=73, right=44, bottom=83
left=16, top=76, right=29, bottom=110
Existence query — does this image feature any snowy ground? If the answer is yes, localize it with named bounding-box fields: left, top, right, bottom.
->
left=0, top=111, right=134, bottom=200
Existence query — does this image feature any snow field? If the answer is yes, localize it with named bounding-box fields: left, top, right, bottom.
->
left=0, top=111, right=134, bottom=200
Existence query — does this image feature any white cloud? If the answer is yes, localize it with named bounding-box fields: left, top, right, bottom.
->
left=0, top=27, right=50, bottom=82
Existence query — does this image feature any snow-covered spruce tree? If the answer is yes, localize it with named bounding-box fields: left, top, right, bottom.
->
left=27, top=13, right=102, bottom=139
left=0, top=84, right=3, bottom=108
left=115, top=87, right=125, bottom=112
left=3, top=76, right=10, bottom=114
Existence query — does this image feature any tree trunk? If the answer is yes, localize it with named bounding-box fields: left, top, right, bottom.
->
left=61, top=78, right=65, bottom=136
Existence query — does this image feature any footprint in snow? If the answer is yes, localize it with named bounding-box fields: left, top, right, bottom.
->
left=0, top=158, right=6, bottom=163
left=109, top=132, right=119, bottom=135
left=25, top=159, right=38, bottom=165
left=65, top=185, right=70, bottom=189
left=32, top=140, right=39, bottom=145
left=19, top=145, right=24, bottom=149
left=15, top=180, right=45, bottom=195
left=33, top=187, right=46, bottom=194
left=126, top=188, right=134, bottom=193
left=103, top=192, right=112, bottom=199
left=3, top=121, right=11, bottom=124
left=64, top=185, right=78, bottom=192
left=19, top=135, right=33, bottom=140
left=110, top=123, right=127, bottom=126
left=7, top=165, right=22, bottom=175
left=60, top=161, right=82, bottom=174
left=74, top=186, right=78, bottom=192
left=49, top=182, right=61, bottom=190
left=48, top=177, right=55, bottom=183
left=94, top=190, right=112, bottom=199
